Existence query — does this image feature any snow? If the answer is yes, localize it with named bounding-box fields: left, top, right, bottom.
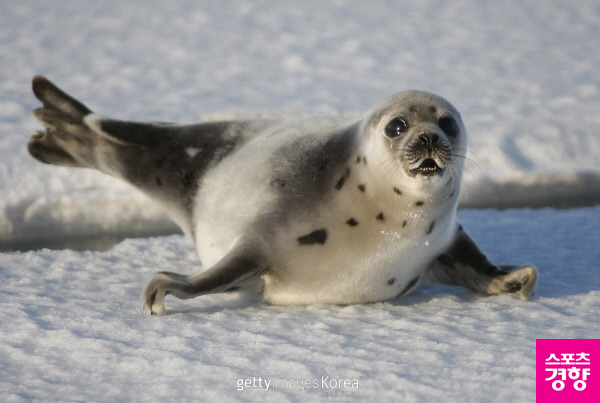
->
left=1, top=1, right=599, bottom=401
left=2, top=208, right=599, bottom=401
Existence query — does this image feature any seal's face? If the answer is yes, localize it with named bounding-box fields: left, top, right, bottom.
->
left=367, top=91, right=466, bottom=186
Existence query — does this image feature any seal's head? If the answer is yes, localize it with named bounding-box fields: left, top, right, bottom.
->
left=363, top=91, right=467, bottom=192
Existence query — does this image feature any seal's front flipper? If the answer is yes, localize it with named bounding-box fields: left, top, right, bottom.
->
left=427, top=226, right=538, bottom=300
left=497, top=264, right=538, bottom=299
left=142, top=240, right=268, bottom=315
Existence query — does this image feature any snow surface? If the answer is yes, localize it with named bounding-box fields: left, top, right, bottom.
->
left=1, top=208, right=599, bottom=402
left=1, top=1, right=599, bottom=401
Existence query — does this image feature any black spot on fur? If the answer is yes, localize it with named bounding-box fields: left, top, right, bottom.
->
left=427, top=221, right=436, bottom=235
left=429, top=106, right=437, bottom=113
left=358, top=184, right=366, bottom=192
left=409, top=106, right=417, bottom=113
left=346, top=218, right=359, bottom=227
left=387, top=278, right=396, bottom=286
left=155, top=177, right=162, bottom=186
left=394, top=187, right=402, bottom=196
left=415, top=200, right=424, bottom=207
left=396, top=276, right=420, bottom=298
left=334, top=167, right=351, bottom=190
left=298, top=229, right=328, bottom=245
left=376, top=212, right=385, bottom=221
left=363, top=157, right=367, bottom=165
left=356, top=156, right=362, bottom=163
left=402, top=220, right=407, bottom=228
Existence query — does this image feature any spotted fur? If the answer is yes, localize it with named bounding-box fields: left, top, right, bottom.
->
left=297, top=229, right=328, bottom=245
left=346, top=218, right=359, bottom=227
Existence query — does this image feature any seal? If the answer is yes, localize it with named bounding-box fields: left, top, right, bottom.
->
left=28, top=75, right=538, bottom=315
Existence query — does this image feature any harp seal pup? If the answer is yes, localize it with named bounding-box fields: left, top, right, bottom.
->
left=28, top=76, right=538, bottom=315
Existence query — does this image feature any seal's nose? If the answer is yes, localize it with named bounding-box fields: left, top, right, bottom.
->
left=418, top=132, right=439, bottom=147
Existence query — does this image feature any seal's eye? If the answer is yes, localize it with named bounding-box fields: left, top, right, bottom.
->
left=439, top=115, right=459, bottom=137
left=385, top=118, right=408, bottom=138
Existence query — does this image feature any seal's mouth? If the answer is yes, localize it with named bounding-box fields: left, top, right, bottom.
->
left=410, top=158, right=442, bottom=176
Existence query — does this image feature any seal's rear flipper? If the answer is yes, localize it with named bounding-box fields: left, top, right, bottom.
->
left=427, top=226, right=538, bottom=300
left=28, top=75, right=248, bottom=236
left=29, top=76, right=97, bottom=168
left=29, top=76, right=178, bottom=168
left=28, top=128, right=83, bottom=167
left=142, top=239, right=268, bottom=315
left=32, top=75, right=91, bottom=120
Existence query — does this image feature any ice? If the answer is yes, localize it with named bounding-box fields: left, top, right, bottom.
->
left=1, top=1, right=599, bottom=401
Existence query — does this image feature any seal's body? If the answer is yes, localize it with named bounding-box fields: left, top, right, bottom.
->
left=29, top=76, right=538, bottom=315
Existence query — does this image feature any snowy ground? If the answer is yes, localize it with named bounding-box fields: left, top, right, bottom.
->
left=1, top=208, right=599, bottom=402
left=1, top=1, right=599, bottom=401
